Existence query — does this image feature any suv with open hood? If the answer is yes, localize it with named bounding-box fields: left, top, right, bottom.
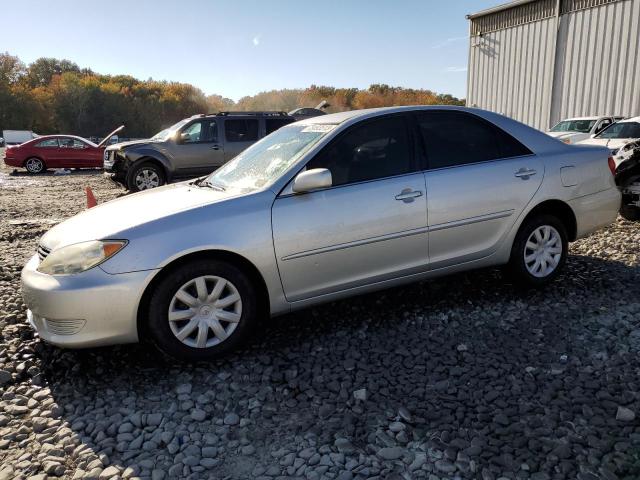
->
left=103, top=111, right=296, bottom=192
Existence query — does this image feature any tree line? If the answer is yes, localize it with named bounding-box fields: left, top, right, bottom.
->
left=0, top=52, right=464, bottom=139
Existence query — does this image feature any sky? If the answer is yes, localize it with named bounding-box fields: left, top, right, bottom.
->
left=0, top=0, right=501, bottom=101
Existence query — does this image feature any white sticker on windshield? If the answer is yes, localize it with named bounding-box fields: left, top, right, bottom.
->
left=301, top=124, right=336, bottom=133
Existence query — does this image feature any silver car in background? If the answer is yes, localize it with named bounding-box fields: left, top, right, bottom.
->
left=21, top=106, right=621, bottom=360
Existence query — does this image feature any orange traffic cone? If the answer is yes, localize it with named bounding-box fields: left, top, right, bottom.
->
left=86, top=187, right=97, bottom=209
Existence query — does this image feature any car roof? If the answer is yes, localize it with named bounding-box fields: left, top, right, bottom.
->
left=296, top=105, right=477, bottom=125
left=619, top=116, right=640, bottom=123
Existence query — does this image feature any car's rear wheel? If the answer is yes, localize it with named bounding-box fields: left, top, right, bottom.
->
left=506, top=214, right=568, bottom=287
left=147, top=259, right=258, bottom=360
left=127, top=162, right=165, bottom=192
left=25, top=157, right=45, bottom=174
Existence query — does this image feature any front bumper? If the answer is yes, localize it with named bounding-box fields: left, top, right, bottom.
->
left=21, top=254, right=158, bottom=348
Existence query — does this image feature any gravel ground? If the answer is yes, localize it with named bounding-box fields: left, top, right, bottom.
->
left=1, top=150, right=640, bottom=480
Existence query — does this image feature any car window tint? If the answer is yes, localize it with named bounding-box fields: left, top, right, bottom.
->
left=206, top=120, right=218, bottom=143
left=36, top=139, right=58, bottom=148
left=307, top=116, right=413, bottom=186
left=266, top=118, right=295, bottom=135
left=59, top=138, right=76, bottom=148
left=417, top=111, right=530, bottom=169
left=225, top=119, right=259, bottom=142
left=182, top=121, right=203, bottom=143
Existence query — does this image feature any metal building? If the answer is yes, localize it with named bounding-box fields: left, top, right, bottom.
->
left=466, top=0, right=640, bottom=130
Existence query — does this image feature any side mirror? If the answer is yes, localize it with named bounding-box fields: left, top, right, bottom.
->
left=179, top=132, right=190, bottom=143
left=292, top=168, right=332, bottom=193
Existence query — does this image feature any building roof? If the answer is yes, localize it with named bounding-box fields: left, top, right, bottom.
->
left=467, top=0, right=539, bottom=19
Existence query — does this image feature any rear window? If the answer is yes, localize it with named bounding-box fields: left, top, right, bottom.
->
left=266, top=118, right=295, bottom=135
left=225, top=119, right=259, bottom=142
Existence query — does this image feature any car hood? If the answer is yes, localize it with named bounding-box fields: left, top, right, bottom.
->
left=547, top=131, right=586, bottom=140
left=105, top=139, right=154, bottom=151
left=39, top=182, right=242, bottom=250
left=577, top=137, right=638, bottom=149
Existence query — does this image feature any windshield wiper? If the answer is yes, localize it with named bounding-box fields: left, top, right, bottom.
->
left=197, top=179, right=226, bottom=191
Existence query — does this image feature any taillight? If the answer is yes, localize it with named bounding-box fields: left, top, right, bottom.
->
left=608, top=156, right=616, bottom=175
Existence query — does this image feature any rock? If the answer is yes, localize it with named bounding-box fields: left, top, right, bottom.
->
left=151, top=469, right=165, bottom=480
left=190, top=409, right=206, bottom=421
left=146, top=413, right=162, bottom=426
left=398, top=407, right=413, bottom=423
left=616, top=406, right=636, bottom=422
left=353, top=389, right=367, bottom=401
left=334, top=438, right=355, bottom=454
left=0, top=370, right=11, bottom=386
left=377, top=447, right=404, bottom=460
left=99, top=466, right=120, bottom=478
left=223, top=413, right=239, bottom=425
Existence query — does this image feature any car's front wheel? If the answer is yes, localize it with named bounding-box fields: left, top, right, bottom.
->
left=147, top=259, right=258, bottom=360
left=25, top=157, right=46, bottom=174
left=506, top=214, right=568, bottom=287
left=127, top=162, right=165, bottom=192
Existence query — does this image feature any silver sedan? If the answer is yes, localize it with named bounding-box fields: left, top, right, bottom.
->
left=21, top=106, right=621, bottom=360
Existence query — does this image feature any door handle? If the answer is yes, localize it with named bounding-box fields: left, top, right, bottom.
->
left=514, top=168, right=537, bottom=179
left=395, top=189, right=423, bottom=203
left=210, top=145, right=221, bottom=150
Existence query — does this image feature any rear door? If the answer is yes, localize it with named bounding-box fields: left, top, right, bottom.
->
left=417, top=110, right=543, bottom=269
left=272, top=114, right=428, bottom=302
left=222, top=118, right=259, bottom=161
left=32, top=138, right=61, bottom=166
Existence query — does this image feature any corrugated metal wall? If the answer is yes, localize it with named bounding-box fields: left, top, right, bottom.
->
left=467, top=0, right=640, bottom=130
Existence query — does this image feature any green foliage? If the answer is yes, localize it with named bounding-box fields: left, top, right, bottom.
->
left=0, top=52, right=465, bottom=138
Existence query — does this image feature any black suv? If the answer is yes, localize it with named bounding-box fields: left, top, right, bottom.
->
left=103, top=111, right=296, bottom=191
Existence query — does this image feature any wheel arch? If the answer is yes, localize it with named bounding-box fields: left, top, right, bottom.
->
left=521, top=199, right=577, bottom=241
left=136, top=249, right=270, bottom=340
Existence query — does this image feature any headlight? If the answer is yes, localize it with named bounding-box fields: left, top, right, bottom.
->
left=562, top=138, right=572, bottom=144
left=37, top=240, right=127, bottom=275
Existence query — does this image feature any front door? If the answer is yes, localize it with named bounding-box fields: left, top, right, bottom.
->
left=272, top=114, right=429, bottom=302
left=415, top=110, right=543, bottom=269
left=167, top=119, right=224, bottom=176
left=57, top=137, right=94, bottom=167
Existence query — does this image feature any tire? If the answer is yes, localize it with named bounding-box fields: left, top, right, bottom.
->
left=126, top=161, right=165, bottom=192
left=506, top=214, right=568, bottom=288
left=25, top=157, right=46, bottom=174
left=147, top=259, right=258, bottom=361
left=620, top=204, right=640, bottom=221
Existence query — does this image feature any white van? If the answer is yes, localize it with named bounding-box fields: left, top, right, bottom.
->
left=2, top=130, right=39, bottom=145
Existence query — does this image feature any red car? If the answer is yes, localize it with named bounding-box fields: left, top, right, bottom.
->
left=4, top=126, right=123, bottom=174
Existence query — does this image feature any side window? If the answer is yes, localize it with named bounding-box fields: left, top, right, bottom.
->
left=417, top=111, right=531, bottom=169
left=225, top=119, right=259, bottom=142
left=72, top=139, right=87, bottom=149
left=306, top=115, right=413, bottom=187
left=59, top=138, right=76, bottom=148
left=595, top=119, right=611, bottom=133
left=206, top=120, right=218, bottom=143
left=266, top=118, right=295, bottom=135
left=36, top=139, right=58, bottom=148
left=181, top=121, right=203, bottom=143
